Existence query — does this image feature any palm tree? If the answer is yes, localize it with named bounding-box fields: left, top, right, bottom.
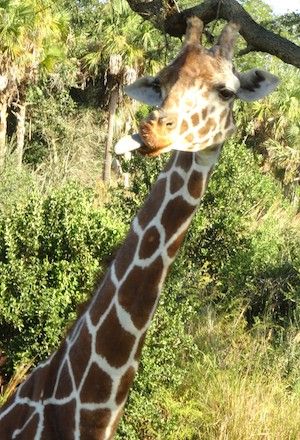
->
left=0, top=0, right=69, bottom=169
left=78, top=0, right=167, bottom=183
left=0, top=0, right=32, bottom=167
left=237, top=64, right=300, bottom=206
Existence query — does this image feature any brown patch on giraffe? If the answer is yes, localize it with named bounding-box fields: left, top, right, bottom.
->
left=80, top=408, right=111, bottom=440
left=69, top=322, right=92, bottom=387
left=19, top=347, right=67, bottom=401
left=185, top=133, right=194, bottom=143
left=170, top=171, right=184, bottom=194
left=96, top=305, right=135, bottom=368
left=115, top=366, right=136, bottom=405
left=80, top=363, right=112, bottom=403
left=42, top=348, right=71, bottom=400
left=114, top=230, right=139, bottom=280
left=175, top=151, right=193, bottom=171
left=161, top=196, right=195, bottom=243
left=138, top=177, right=167, bottom=228
left=43, top=400, right=76, bottom=439
left=191, top=113, right=200, bottom=126
left=118, top=257, right=164, bottom=329
left=180, top=119, right=188, bottom=134
left=188, top=170, right=203, bottom=199
left=167, top=230, right=186, bottom=258
left=18, top=366, right=47, bottom=401
left=90, top=274, right=116, bottom=326
left=202, top=108, right=208, bottom=119
left=139, top=226, right=160, bottom=260
left=199, top=118, right=216, bottom=136
left=54, top=361, right=74, bottom=399
left=220, top=109, right=227, bottom=120
left=12, top=412, right=39, bottom=439
left=134, top=332, right=147, bottom=360
left=0, top=404, right=36, bottom=439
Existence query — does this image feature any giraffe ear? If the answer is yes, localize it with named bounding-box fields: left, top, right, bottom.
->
left=124, top=76, right=163, bottom=106
left=236, top=69, right=279, bottom=102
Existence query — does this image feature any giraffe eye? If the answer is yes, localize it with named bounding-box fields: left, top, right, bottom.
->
left=217, top=87, right=235, bottom=101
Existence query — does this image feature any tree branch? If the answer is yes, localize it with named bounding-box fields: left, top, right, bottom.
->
left=126, top=0, right=300, bottom=68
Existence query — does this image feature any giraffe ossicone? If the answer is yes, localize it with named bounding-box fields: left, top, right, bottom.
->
left=115, top=16, right=279, bottom=157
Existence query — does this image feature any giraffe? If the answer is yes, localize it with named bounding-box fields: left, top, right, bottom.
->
left=0, top=17, right=278, bottom=440
left=115, top=18, right=278, bottom=157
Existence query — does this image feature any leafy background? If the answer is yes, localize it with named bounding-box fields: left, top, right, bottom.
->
left=0, top=0, right=300, bottom=438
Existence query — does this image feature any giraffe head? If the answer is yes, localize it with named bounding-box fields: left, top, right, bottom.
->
left=115, top=17, right=279, bottom=156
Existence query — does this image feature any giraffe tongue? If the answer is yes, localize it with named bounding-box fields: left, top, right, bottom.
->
left=114, top=133, right=144, bottom=155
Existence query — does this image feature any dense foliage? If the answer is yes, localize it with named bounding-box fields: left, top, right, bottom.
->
left=0, top=0, right=300, bottom=438
left=0, top=181, right=125, bottom=373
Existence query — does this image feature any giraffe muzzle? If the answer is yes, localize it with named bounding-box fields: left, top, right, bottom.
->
left=138, top=111, right=177, bottom=154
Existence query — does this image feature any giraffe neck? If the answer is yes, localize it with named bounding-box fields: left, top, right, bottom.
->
left=0, top=147, right=222, bottom=440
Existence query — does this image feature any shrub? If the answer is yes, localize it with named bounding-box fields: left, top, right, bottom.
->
left=182, top=140, right=300, bottom=324
left=0, top=182, right=126, bottom=376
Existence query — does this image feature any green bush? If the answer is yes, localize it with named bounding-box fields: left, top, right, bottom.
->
left=142, top=310, right=300, bottom=440
left=0, top=182, right=126, bottom=375
left=182, top=140, right=300, bottom=324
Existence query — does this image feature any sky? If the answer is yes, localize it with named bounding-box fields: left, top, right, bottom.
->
left=264, top=0, right=300, bottom=14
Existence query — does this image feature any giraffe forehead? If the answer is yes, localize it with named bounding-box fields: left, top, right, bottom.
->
left=159, top=49, right=240, bottom=103
left=181, top=87, right=208, bottom=108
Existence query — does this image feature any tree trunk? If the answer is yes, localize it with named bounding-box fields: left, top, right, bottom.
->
left=15, top=100, right=26, bottom=170
left=0, top=99, right=8, bottom=169
left=102, top=86, right=118, bottom=183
